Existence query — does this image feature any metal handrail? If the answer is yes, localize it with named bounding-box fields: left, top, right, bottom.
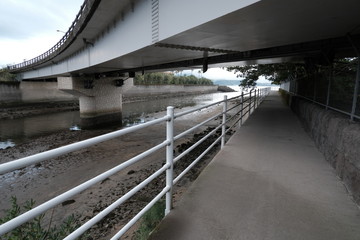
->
left=281, top=87, right=360, bottom=121
left=8, top=0, right=99, bottom=72
left=0, top=87, right=270, bottom=239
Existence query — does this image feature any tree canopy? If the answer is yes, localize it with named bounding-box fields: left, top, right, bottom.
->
left=226, top=58, right=358, bottom=88
left=227, top=63, right=307, bottom=87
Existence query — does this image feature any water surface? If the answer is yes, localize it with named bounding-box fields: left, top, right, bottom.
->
left=0, top=91, right=241, bottom=149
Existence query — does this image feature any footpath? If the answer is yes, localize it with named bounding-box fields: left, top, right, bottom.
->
left=149, top=91, right=360, bottom=240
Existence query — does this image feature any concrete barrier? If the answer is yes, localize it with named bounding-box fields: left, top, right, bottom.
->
left=0, top=81, right=75, bottom=103
left=123, top=84, right=218, bottom=102
left=291, top=96, right=360, bottom=205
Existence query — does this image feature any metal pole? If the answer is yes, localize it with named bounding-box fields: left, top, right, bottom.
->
left=350, top=59, right=360, bottom=121
left=239, top=91, right=244, bottom=127
left=221, top=95, right=227, bottom=149
left=326, top=66, right=333, bottom=110
left=165, top=106, right=174, bottom=215
left=313, top=77, right=317, bottom=102
left=249, top=90, right=252, bottom=114
left=254, top=89, right=257, bottom=112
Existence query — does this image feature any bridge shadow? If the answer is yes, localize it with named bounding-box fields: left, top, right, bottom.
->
left=148, top=91, right=360, bottom=240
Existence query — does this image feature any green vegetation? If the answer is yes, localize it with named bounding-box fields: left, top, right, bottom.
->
left=134, top=200, right=165, bottom=240
left=227, top=58, right=358, bottom=88
left=227, top=63, right=306, bottom=87
left=0, top=196, right=84, bottom=240
left=134, top=72, right=213, bottom=85
left=0, top=67, right=17, bottom=82
left=228, top=57, right=359, bottom=114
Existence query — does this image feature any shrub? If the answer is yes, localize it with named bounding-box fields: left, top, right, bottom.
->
left=0, top=196, right=84, bottom=240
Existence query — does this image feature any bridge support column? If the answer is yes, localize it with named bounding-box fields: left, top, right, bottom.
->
left=58, top=76, right=133, bottom=128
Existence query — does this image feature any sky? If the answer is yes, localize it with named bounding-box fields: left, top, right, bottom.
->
left=0, top=0, right=83, bottom=66
left=0, top=0, right=270, bottom=83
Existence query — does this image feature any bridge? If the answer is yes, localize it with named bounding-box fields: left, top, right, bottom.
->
left=7, top=0, right=360, bottom=126
left=1, top=0, right=360, bottom=239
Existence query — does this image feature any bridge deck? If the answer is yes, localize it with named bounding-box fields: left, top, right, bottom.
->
left=149, top=91, right=360, bottom=240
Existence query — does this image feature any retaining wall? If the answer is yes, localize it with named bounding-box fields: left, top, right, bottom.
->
left=290, top=95, right=360, bottom=205
left=1, top=82, right=218, bottom=104
left=123, top=84, right=218, bottom=102
left=0, top=82, right=75, bottom=103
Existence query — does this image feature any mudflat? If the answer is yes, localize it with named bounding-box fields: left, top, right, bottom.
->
left=0, top=102, right=235, bottom=239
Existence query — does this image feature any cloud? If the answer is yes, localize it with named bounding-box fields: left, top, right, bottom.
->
left=0, top=0, right=83, bottom=65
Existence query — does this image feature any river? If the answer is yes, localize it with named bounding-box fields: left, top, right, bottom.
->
left=0, top=91, right=242, bottom=149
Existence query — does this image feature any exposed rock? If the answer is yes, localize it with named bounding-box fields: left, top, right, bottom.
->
left=291, top=97, right=360, bottom=205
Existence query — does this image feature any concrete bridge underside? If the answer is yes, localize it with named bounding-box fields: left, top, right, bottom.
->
left=10, top=0, right=360, bottom=126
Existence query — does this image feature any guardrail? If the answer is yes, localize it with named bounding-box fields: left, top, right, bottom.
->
left=7, top=0, right=98, bottom=72
left=280, top=75, right=360, bottom=121
left=0, top=88, right=270, bottom=239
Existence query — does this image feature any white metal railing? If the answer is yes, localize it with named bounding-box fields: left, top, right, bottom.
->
left=0, top=88, right=270, bottom=239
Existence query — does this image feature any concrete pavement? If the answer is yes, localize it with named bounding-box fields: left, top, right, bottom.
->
left=149, top=91, right=360, bottom=240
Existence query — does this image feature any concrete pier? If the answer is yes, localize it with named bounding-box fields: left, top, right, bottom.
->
left=58, top=76, right=133, bottom=128
left=149, top=91, right=360, bottom=240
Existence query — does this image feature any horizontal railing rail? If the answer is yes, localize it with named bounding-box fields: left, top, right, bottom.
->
left=0, top=87, right=270, bottom=239
left=281, top=87, right=360, bottom=121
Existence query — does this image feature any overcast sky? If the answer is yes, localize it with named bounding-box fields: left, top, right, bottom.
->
left=0, top=0, right=83, bottom=66
left=0, top=0, right=270, bottom=83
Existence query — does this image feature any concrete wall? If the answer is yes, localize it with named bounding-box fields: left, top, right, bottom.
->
left=123, top=85, right=218, bottom=101
left=0, top=82, right=75, bottom=103
left=1, top=82, right=218, bottom=105
left=0, top=82, right=21, bottom=102
left=290, top=96, right=360, bottom=205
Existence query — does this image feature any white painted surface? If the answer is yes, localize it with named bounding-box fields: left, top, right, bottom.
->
left=18, top=0, right=360, bottom=79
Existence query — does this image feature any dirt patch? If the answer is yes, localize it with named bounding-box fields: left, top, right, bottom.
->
left=0, top=101, right=79, bottom=120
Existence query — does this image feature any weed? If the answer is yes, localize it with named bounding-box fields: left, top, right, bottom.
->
left=0, top=196, right=84, bottom=240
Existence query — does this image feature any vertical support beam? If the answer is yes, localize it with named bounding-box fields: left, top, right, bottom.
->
left=350, top=59, right=360, bottom=121
left=221, top=95, right=227, bottom=149
left=165, top=106, right=174, bottom=215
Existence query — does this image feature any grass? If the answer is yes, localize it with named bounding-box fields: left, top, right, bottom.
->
left=134, top=200, right=165, bottom=240
left=0, top=196, right=85, bottom=240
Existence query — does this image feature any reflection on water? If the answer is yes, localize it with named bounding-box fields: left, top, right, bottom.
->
left=0, top=140, right=15, bottom=149
left=0, top=91, right=241, bottom=149
left=0, top=111, right=81, bottom=149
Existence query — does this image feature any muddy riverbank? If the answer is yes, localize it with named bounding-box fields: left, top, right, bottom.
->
left=0, top=100, right=240, bottom=239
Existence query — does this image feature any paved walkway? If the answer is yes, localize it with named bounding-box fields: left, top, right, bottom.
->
left=149, top=91, right=360, bottom=240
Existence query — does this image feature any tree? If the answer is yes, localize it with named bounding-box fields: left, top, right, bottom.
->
left=227, top=63, right=307, bottom=87
left=0, top=67, right=17, bottom=82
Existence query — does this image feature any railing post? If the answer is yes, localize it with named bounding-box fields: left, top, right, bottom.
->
left=165, top=106, right=174, bottom=215
left=239, top=91, right=244, bottom=127
left=253, top=89, right=256, bottom=112
left=249, top=90, right=252, bottom=114
left=254, top=88, right=257, bottom=109
left=221, top=95, right=227, bottom=149
left=326, top=66, right=333, bottom=110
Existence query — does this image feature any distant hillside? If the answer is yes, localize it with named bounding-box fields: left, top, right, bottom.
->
left=212, top=80, right=241, bottom=86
